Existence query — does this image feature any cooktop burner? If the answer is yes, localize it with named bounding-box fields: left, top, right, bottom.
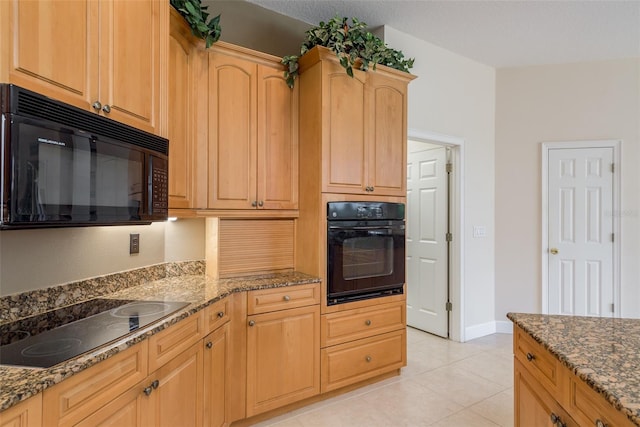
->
left=0, top=299, right=190, bottom=368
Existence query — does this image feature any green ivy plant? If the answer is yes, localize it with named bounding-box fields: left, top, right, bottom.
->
left=282, top=16, right=414, bottom=88
left=170, top=0, right=221, bottom=48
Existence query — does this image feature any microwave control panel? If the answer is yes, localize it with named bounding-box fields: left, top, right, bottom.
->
left=150, top=157, right=168, bottom=215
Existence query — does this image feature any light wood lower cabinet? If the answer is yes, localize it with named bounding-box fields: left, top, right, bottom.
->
left=203, top=323, right=230, bottom=427
left=246, top=287, right=320, bottom=417
left=0, top=393, right=42, bottom=427
left=513, top=325, right=636, bottom=427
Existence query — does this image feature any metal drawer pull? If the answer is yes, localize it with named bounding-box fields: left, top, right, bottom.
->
left=283, top=295, right=291, bottom=301
left=143, top=386, right=153, bottom=396
left=595, top=420, right=607, bottom=427
left=102, top=104, right=111, bottom=113
left=143, top=380, right=160, bottom=396
left=526, top=352, right=535, bottom=362
left=92, top=101, right=102, bottom=111
left=248, top=320, right=255, bottom=326
left=365, top=355, right=372, bottom=362
left=206, top=341, right=213, bottom=349
left=217, top=311, right=224, bottom=318
left=365, top=319, right=372, bottom=326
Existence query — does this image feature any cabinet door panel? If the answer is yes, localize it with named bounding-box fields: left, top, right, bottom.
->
left=7, top=0, right=97, bottom=110
left=149, top=342, right=204, bottom=427
left=257, top=65, right=298, bottom=209
left=246, top=305, right=320, bottom=416
left=99, top=0, right=160, bottom=134
left=368, top=74, right=407, bottom=196
left=203, top=324, right=229, bottom=427
left=74, top=386, right=144, bottom=427
left=323, top=63, right=367, bottom=194
left=208, top=52, right=257, bottom=209
left=0, top=394, right=42, bottom=427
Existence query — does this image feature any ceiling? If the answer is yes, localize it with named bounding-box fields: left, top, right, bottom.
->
left=244, top=0, right=640, bottom=68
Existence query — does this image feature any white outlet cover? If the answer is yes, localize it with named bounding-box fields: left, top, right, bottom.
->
left=473, top=226, right=487, bottom=238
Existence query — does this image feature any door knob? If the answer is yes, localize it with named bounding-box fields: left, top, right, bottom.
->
left=550, top=248, right=559, bottom=255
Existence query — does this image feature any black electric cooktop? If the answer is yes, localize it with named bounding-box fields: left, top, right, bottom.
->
left=0, top=298, right=190, bottom=368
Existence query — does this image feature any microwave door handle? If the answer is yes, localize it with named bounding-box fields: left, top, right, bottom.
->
left=329, top=225, right=395, bottom=231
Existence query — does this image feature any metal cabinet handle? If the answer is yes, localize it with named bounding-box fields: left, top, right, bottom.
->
left=143, top=386, right=153, bottom=396
left=365, top=355, right=372, bottom=362
left=206, top=341, right=213, bottom=349
left=251, top=201, right=257, bottom=207
left=370, top=186, right=374, bottom=192
left=248, top=320, right=255, bottom=326
left=526, top=352, right=535, bottom=362
left=143, top=380, right=159, bottom=396
left=550, top=248, right=559, bottom=255
left=217, top=311, right=225, bottom=318
left=151, top=380, right=159, bottom=389
left=283, top=295, right=291, bottom=302
left=365, top=319, right=372, bottom=326
left=102, top=104, right=111, bottom=113
left=258, top=200, right=264, bottom=207
left=92, top=101, right=102, bottom=111
left=595, top=419, right=607, bottom=427
left=550, top=413, right=559, bottom=424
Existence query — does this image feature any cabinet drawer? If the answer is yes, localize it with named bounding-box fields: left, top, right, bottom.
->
left=247, top=283, right=320, bottom=315
left=205, top=297, right=230, bottom=334
left=42, top=342, right=148, bottom=427
left=568, top=372, right=636, bottom=427
left=321, top=301, right=405, bottom=347
left=148, top=311, right=204, bottom=372
left=321, top=329, right=405, bottom=393
left=514, top=327, right=565, bottom=402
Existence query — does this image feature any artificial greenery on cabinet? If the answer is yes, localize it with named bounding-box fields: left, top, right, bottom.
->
left=170, top=0, right=221, bottom=48
left=282, top=16, right=414, bottom=88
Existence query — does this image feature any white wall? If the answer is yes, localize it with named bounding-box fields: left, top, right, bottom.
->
left=381, top=26, right=497, bottom=339
left=495, top=58, right=640, bottom=320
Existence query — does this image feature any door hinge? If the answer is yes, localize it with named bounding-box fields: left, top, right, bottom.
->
left=445, top=232, right=453, bottom=242
left=445, top=301, right=453, bottom=312
left=611, top=233, right=615, bottom=242
left=610, top=303, right=615, bottom=312
left=611, top=163, right=615, bottom=173
left=446, top=163, right=453, bottom=173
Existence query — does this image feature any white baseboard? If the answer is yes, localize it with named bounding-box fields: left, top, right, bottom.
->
left=464, top=321, right=496, bottom=341
left=495, top=321, right=513, bottom=334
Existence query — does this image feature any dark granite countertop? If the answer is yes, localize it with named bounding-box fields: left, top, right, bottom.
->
left=0, top=270, right=320, bottom=412
left=508, top=312, right=640, bottom=426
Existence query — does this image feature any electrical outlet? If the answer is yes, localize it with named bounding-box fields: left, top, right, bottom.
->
left=473, top=226, right=487, bottom=238
left=130, top=233, right=140, bottom=254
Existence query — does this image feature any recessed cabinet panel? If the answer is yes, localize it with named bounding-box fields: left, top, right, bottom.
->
left=7, top=0, right=97, bottom=110
left=369, top=75, right=407, bottom=196
left=208, top=53, right=257, bottom=209
left=324, top=64, right=367, bottom=193
left=257, top=66, right=299, bottom=209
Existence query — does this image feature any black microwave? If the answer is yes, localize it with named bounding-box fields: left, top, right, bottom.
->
left=0, top=84, right=169, bottom=229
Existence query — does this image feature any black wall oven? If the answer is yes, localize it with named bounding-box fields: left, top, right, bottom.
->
left=327, top=201, right=405, bottom=305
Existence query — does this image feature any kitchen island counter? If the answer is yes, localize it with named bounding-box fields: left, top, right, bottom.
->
left=508, top=312, right=640, bottom=426
left=0, top=269, right=320, bottom=412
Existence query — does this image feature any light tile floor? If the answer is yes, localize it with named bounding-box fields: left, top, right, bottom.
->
left=252, top=328, right=514, bottom=427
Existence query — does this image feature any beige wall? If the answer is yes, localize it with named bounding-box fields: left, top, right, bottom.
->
left=495, top=58, right=640, bottom=320
left=381, top=26, right=497, bottom=338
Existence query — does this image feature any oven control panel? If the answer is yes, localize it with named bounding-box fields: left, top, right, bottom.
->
left=327, top=202, right=405, bottom=221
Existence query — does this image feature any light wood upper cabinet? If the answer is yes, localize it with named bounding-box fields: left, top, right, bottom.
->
left=168, top=9, right=207, bottom=209
left=299, top=46, right=414, bottom=197
left=2, top=0, right=166, bottom=136
left=208, top=45, right=299, bottom=210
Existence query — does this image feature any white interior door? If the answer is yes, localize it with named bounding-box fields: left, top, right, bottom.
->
left=548, top=147, right=614, bottom=316
left=406, top=142, right=449, bottom=337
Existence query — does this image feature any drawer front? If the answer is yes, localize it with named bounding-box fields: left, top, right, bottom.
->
left=514, top=327, right=564, bottom=402
left=148, top=311, right=204, bottom=372
left=42, top=342, right=148, bottom=427
left=321, top=301, right=405, bottom=347
left=568, top=373, right=636, bottom=427
left=205, top=297, right=230, bottom=334
left=321, top=329, right=405, bottom=393
left=247, top=283, right=320, bottom=315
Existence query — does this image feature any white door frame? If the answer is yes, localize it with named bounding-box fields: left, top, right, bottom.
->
left=541, top=140, right=622, bottom=316
left=408, top=128, right=465, bottom=342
